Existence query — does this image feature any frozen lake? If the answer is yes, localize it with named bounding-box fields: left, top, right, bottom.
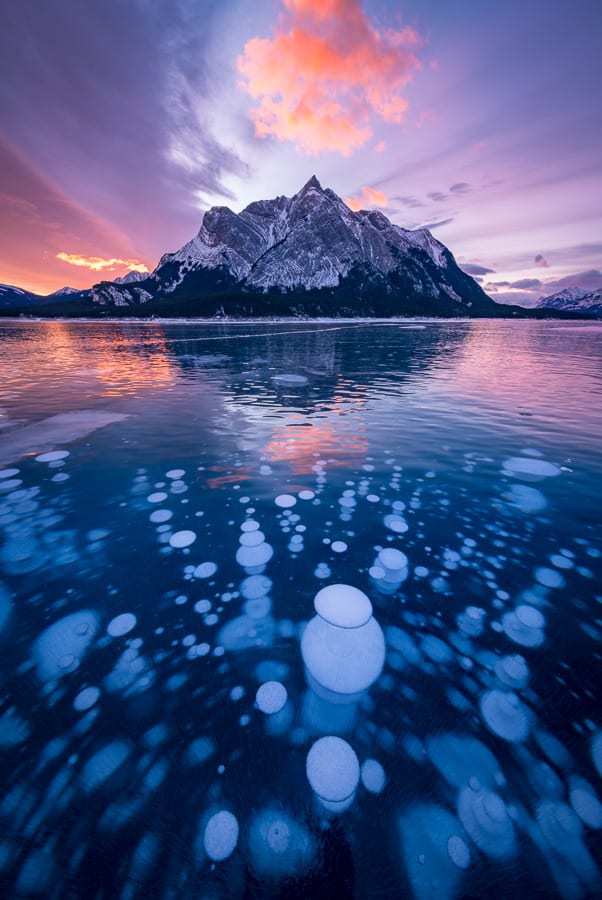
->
left=0, top=318, right=601, bottom=898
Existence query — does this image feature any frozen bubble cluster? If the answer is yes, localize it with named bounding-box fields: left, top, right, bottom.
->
left=369, top=548, right=409, bottom=594
left=480, top=689, right=531, bottom=743
left=458, top=784, right=516, bottom=859
left=502, top=604, right=546, bottom=647
left=399, top=805, right=471, bottom=900
left=32, top=610, right=99, bottom=682
left=236, top=518, right=273, bottom=571
left=301, top=584, right=385, bottom=696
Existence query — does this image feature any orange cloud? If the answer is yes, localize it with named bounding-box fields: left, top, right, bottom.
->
left=237, top=0, right=422, bottom=156
left=345, top=185, right=388, bottom=212
left=57, top=253, right=149, bottom=273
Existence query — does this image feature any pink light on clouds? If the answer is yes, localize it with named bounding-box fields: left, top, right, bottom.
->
left=345, top=186, right=388, bottom=212
left=237, top=0, right=423, bottom=156
left=56, top=252, right=149, bottom=273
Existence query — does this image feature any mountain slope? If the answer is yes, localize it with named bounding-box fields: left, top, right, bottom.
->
left=537, top=286, right=602, bottom=317
left=88, top=177, right=498, bottom=316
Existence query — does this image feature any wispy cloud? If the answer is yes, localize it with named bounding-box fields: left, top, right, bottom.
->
left=427, top=191, right=447, bottom=203
left=534, top=253, right=550, bottom=268
left=421, top=217, right=454, bottom=230
left=345, top=185, right=388, bottom=211
left=237, top=0, right=423, bottom=155
left=461, top=263, right=496, bottom=275
left=57, top=253, right=149, bottom=274
left=449, top=182, right=470, bottom=194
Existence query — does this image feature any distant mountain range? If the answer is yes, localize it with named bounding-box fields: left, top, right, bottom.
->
left=2, top=178, right=599, bottom=318
left=536, top=286, right=602, bottom=317
left=0, top=283, right=85, bottom=309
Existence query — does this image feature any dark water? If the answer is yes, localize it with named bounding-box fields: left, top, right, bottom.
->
left=0, top=319, right=601, bottom=899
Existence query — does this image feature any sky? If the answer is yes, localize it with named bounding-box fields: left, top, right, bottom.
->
left=0, top=0, right=601, bottom=305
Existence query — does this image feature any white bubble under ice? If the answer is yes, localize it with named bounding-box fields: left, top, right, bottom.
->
left=32, top=610, right=99, bottom=682
left=502, top=456, right=561, bottom=481
left=107, top=613, right=137, bottom=638
left=35, top=450, right=69, bottom=463
left=306, top=736, right=360, bottom=803
left=169, top=530, right=196, bottom=549
left=361, top=759, right=386, bottom=794
left=256, top=681, right=287, bottom=714
left=480, top=689, right=531, bottom=742
left=275, top=494, right=297, bottom=508
left=313, top=584, right=372, bottom=629
left=458, top=785, right=515, bottom=859
left=203, top=810, right=239, bottom=861
left=194, top=562, right=217, bottom=579
left=73, top=686, right=101, bottom=712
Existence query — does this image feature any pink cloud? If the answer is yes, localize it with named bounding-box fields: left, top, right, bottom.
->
left=237, top=0, right=423, bottom=156
left=56, top=252, right=149, bottom=274
left=534, top=253, right=550, bottom=268
left=345, top=185, right=388, bottom=211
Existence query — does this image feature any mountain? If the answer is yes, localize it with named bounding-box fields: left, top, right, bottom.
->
left=86, top=176, right=499, bottom=317
left=537, top=286, right=602, bottom=317
left=0, top=283, right=37, bottom=308
left=49, top=286, right=79, bottom=297
left=0, top=283, right=86, bottom=309
left=114, top=271, right=149, bottom=285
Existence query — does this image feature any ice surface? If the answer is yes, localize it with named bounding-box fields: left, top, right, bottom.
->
left=427, top=733, right=501, bottom=789
left=0, top=410, right=128, bottom=466
left=306, top=736, right=360, bottom=802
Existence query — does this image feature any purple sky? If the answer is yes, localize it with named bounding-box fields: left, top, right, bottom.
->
left=1, top=0, right=600, bottom=303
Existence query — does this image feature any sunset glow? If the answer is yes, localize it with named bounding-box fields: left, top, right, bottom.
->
left=237, top=0, right=422, bottom=156
left=0, top=1, right=600, bottom=302
left=56, top=253, right=149, bottom=274
left=345, top=186, right=388, bottom=212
